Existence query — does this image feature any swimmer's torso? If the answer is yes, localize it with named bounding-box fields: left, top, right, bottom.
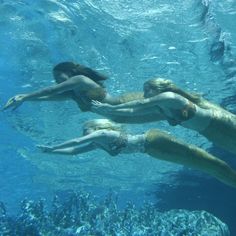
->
left=94, top=130, right=145, bottom=156
left=155, top=92, right=212, bottom=132
left=181, top=106, right=212, bottom=132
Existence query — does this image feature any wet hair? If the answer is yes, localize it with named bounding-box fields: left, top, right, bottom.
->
left=144, top=78, right=205, bottom=107
left=53, top=62, right=108, bottom=87
left=82, top=119, right=123, bottom=135
left=52, top=62, right=108, bottom=112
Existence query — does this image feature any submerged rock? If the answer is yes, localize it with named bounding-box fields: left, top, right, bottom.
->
left=0, top=192, right=229, bottom=236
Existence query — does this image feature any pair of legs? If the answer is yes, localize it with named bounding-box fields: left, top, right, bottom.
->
left=145, top=130, right=236, bottom=188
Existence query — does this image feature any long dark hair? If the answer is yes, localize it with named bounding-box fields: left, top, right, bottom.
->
left=52, top=62, right=108, bottom=111
left=53, top=62, right=108, bottom=87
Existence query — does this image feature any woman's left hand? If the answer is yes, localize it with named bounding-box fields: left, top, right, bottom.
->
left=91, top=100, right=114, bottom=114
left=37, top=145, right=54, bottom=153
left=3, top=94, right=27, bottom=111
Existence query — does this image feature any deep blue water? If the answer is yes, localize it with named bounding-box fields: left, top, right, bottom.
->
left=1, top=0, right=236, bottom=235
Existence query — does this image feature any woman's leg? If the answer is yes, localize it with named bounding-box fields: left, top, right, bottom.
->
left=145, top=129, right=236, bottom=188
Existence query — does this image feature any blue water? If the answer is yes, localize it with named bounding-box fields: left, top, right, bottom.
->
left=1, top=0, right=236, bottom=235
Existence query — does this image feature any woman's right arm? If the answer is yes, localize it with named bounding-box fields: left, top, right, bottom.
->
left=92, top=92, right=190, bottom=117
left=3, top=76, right=86, bottom=110
left=91, top=100, right=159, bottom=117
left=38, top=131, right=103, bottom=151
left=48, top=143, right=97, bottom=155
left=38, top=130, right=112, bottom=153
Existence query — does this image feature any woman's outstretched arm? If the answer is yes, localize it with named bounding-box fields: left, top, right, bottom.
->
left=3, top=75, right=93, bottom=110
left=92, top=92, right=190, bottom=118
left=99, top=92, right=171, bottom=109
left=47, top=143, right=96, bottom=155
left=94, top=92, right=186, bottom=110
left=91, top=101, right=152, bottom=116
left=37, top=130, right=109, bottom=152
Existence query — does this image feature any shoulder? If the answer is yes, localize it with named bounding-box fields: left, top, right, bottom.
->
left=69, top=75, right=89, bottom=82
left=160, top=92, right=189, bottom=105
left=149, top=92, right=190, bottom=110
left=148, top=92, right=177, bottom=101
left=149, top=92, right=183, bottom=103
left=160, top=91, right=180, bottom=99
left=93, top=130, right=120, bottom=138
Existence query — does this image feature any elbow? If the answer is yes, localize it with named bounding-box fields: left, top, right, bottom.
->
left=44, top=87, right=55, bottom=95
left=70, top=149, right=78, bottom=155
left=71, top=75, right=87, bottom=85
left=123, top=108, right=134, bottom=116
left=74, top=140, right=81, bottom=145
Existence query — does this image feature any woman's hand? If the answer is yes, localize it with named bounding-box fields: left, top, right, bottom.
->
left=3, top=94, right=27, bottom=110
left=91, top=100, right=114, bottom=114
left=37, top=145, right=54, bottom=153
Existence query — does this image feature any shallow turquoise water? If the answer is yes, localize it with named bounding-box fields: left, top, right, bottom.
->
left=0, top=0, right=236, bottom=235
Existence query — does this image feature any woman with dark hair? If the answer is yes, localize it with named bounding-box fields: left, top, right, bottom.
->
left=4, top=62, right=156, bottom=122
left=3, top=62, right=108, bottom=112
left=38, top=119, right=236, bottom=188
left=92, top=78, right=236, bottom=155
left=51, top=62, right=108, bottom=111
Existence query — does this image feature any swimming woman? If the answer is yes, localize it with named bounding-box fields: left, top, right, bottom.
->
left=3, top=62, right=163, bottom=123
left=92, top=78, right=236, bottom=155
left=37, top=119, right=236, bottom=188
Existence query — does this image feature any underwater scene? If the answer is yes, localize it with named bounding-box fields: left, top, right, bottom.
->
left=1, top=0, right=236, bottom=235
